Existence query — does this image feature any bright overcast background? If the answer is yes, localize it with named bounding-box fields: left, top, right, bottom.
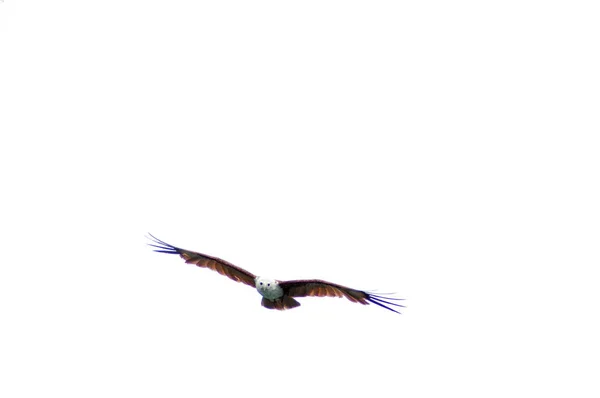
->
left=1, top=1, right=599, bottom=397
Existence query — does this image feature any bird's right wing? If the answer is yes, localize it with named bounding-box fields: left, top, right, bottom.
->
left=147, top=234, right=257, bottom=288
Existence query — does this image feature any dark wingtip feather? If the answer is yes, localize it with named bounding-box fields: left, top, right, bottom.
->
left=146, top=233, right=180, bottom=254
left=366, top=292, right=406, bottom=314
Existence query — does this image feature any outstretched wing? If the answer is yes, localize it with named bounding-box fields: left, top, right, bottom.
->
left=147, top=234, right=256, bottom=288
left=280, top=279, right=404, bottom=314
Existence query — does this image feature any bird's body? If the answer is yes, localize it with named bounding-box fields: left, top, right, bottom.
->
left=148, top=234, right=403, bottom=314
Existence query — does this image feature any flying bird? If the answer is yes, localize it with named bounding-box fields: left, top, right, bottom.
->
left=147, top=234, right=404, bottom=314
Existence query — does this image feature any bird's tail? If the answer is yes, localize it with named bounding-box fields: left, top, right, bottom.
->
left=261, top=296, right=301, bottom=311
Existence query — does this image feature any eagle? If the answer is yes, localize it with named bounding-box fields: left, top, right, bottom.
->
left=148, top=234, right=404, bottom=314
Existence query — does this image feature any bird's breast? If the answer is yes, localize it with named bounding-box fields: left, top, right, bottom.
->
left=256, top=284, right=284, bottom=300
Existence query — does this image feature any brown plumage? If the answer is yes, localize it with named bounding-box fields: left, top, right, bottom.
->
left=261, top=296, right=301, bottom=310
left=148, top=234, right=404, bottom=314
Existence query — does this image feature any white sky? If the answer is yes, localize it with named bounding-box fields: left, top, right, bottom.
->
left=1, top=1, right=599, bottom=397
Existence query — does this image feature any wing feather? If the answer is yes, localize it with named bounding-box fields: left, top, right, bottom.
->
left=280, top=279, right=404, bottom=314
left=147, top=234, right=256, bottom=288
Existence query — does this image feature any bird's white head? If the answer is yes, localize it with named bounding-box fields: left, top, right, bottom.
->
left=255, top=276, right=284, bottom=300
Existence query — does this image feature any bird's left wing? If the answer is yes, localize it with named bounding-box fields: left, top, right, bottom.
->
left=279, top=279, right=404, bottom=314
left=147, top=234, right=257, bottom=288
